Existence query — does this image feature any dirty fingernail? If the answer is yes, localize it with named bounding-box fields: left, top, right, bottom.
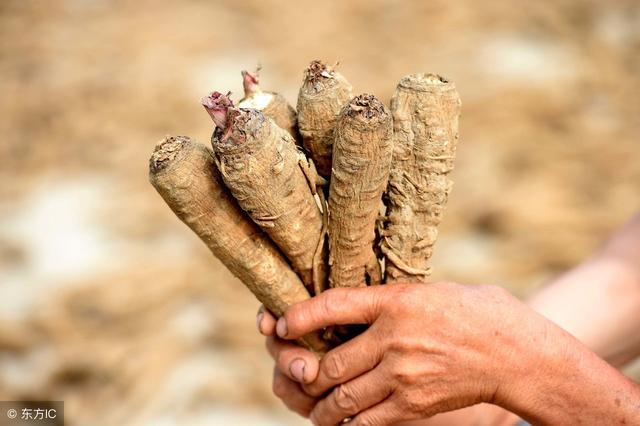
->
left=289, top=358, right=306, bottom=382
left=276, top=318, right=288, bottom=338
left=256, top=311, right=264, bottom=333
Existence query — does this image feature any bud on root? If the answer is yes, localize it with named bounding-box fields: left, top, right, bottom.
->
left=239, top=69, right=301, bottom=144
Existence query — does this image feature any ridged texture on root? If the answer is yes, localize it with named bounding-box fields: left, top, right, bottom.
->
left=211, top=111, right=327, bottom=293
left=381, top=74, right=461, bottom=283
left=149, top=136, right=328, bottom=353
left=297, top=60, right=353, bottom=179
left=328, top=94, right=393, bottom=288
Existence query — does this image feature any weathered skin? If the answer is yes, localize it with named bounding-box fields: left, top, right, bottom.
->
left=209, top=109, right=327, bottom=294
left=239, top=70, right=301, bottom=145
left=149, top=136, right=328, bottom=354
left=381, top=73, right=461, bottom=283
left=328, top=94, right=393, bottom=288
left=297, top=60, right=353, bottom=179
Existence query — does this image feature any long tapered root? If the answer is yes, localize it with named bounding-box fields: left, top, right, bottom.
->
left=149, top=135, right=328, bottom=354
left=208, top=107, right=327, bottom=294
left=328, top=94, right=394, bottom=288
left=297, top=60, right=353, bottom=179
left=381, top=73, right=461, bottom=283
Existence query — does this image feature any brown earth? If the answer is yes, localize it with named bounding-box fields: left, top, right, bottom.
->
left=0, top=1, right=638, bottom=424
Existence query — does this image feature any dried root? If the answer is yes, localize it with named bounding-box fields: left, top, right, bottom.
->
left=297, top=60, right=353, bottom=179
left=328, top=94, right=393, bottom=288
left=149, top=136, right=328, bottom=353
left=381, top=74, right=461, bottom=283
left=203, top=93, right=328, bottom=293
left=239, top=68, right=300, bottom=144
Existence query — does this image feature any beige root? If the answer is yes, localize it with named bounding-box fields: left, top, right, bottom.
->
left=205, top=99, right=328, bottom=295
left=328, top=94, right=394, bottom=288
left=297, top=60, right=353, bottom=179
left=238, top=69, right=300, bottom=145
left=381, top=73, right=461, bottom=283
left=149, top=135, right=328, bottom=354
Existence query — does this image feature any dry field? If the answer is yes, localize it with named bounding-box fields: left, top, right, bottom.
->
left=0, top=1, right=639, bottom=424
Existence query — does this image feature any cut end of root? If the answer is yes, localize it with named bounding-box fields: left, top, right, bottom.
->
left=201, top=91, right=234, bottom=129
left=211, top=108, right=265, bottom=147
left=241, top=69, right=261, bottom=97
left=343, top=94, right=388, bottom=121
left=398, top=73, right=453, bottom=91
left=303, top=59, right=338, bottom=93
left=149, top=135, right=191, bottom=174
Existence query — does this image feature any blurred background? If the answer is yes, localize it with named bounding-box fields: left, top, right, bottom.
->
left=1, top=0, right=639, bottom=424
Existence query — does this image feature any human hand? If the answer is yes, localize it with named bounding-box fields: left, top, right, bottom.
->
left=267, top=282, right=548, bottom=425
left=257, top=305, right=321, bottom=418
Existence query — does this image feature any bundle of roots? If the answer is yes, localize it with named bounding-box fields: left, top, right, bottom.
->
left=149, top=61, right=461, bottom=354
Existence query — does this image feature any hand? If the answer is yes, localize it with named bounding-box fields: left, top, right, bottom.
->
left=270, top=282, right=547, bottom=425
left=258, top=302, right=519, bottom=426
left=257, top=305, right=321, bottom=418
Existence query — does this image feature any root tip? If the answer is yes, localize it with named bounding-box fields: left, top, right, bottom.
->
left=150, top=135, right=191, bottom=174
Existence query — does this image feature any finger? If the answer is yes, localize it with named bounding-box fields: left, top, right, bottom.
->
left=272, top=367, right=318, bottom=417
left=278, top=286, right=387, bottom=340
left=266, top=335, right=320, bottom=384
left=347, top=393, right=410, bottom=426
left=257, top=305, right=277, bottom=336
left=309, top=367, right=394, bottom=426
left=303, top=328, right=383, bottom=397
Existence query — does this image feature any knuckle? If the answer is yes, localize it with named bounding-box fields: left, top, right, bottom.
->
left=391, top=362, right=418, bottom=386
left=322, top=352, right=347, bottom=380
left=399, top=389, right=424, bottom=414
left=320, top=290, right=339, bottom=318
left=387, top=337, right=417, bottom=355
left=333, top=385, right=359, bottom=412
left=302, top=382, right=323, bottom=398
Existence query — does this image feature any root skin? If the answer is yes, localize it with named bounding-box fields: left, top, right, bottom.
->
left=211, top=110, right=327, bottom=294
left=149, top=136, right=328, bottom=354
left=382, top=73, right=461, bottom=283
left=297, top=60, right=353, bottom=179
left=239, top=70, right=300, bottom=144
left=328, top=94, right=393, bottom=288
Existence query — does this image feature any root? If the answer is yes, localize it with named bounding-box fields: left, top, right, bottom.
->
left=297, top=60, right=353, bottom=178
left=381, top=73, right=461, bottom=283
left=208, top=106, right=326, bottom=293
left=328, top=94, right=394, bottom=288
left=149, top=136, right=328, bottom=354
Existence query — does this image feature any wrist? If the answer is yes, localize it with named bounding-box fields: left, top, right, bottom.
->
left=494, top=313, right=640, bottom=425
left=493, top=315, right=572, bottom=423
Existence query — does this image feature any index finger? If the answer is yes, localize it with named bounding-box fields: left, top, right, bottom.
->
left=277, top=286, right=387, bottom=340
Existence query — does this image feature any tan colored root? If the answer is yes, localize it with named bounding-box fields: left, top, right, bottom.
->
left=211, top=110, right=327, bottom=294
left=328, top=94, right=394, bottom=288
left=262, top=92, right=299, bottom=143
left=297, top=60, right=353, bottom=179
left=149, top=135, right=328, bottom=354
left=381, top=73, right=461, bottom=283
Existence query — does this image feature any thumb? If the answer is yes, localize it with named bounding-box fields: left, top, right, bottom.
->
left=277, top=286, right=386, bottom=340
